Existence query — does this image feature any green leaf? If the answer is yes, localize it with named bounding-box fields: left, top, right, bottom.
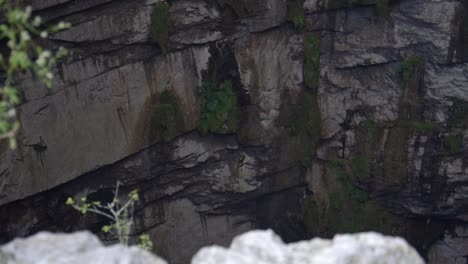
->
left=65, top=197, right=75, bottom=205
left=101, top=225, right=112, bottom=233
left=129, top=189, right=139, bottom=201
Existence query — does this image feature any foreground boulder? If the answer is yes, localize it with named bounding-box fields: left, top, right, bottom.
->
left=0, top=230, right=424, bottom=264
left=192, top=230, right=424, bottom=264
left=0, top=231, right=167, bottom=264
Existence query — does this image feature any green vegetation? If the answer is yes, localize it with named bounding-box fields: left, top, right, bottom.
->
left=66, top=182, right=153, bottom=250
left=151, top=2, right=170, bottom=53
left=277, top=33, right=321, bottom=167
left=303, top=159, right=401, bottom=236
left=199, top=80, right=239, bottom=134
left=302, top=197, right=320, bottom=234
left=215, top=0, right=258, bottom=17
left=350, top=156, right=370, bottom=182
left=287, top=0, right=304, bottom=30
left=0, top=1, right=70, bottom=147
left=348, top=0, right=361, bottom=7
left=446, top=133, right=464, bottom=155
left=150, top=91, right=183, bottom=143
left=329, top=155, right=370, bottom=183
left=401, top=57, right=423, bottom=83
left=376, top=0, right=390, bottom=16
left=301, top=92, right=321, bottom=166
left=398, top=120, right=436, bottom=134
left=447, top=98, right=468, bottom=128
left=304, top=33, right=320, bottom=91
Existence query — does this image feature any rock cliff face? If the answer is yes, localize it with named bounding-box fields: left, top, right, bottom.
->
left=1, top=0, right=468, bottom=263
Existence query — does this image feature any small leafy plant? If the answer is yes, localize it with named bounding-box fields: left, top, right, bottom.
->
left=0, top=0, right=70, bottom=146
left=199, top=80, right=239, bottom=134
left=66, top=182, right=153, bottom=250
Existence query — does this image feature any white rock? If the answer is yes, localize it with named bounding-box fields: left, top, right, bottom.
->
left=0, top=231, right=167, bottom=264
left=192, top=230, right=424, bottom=264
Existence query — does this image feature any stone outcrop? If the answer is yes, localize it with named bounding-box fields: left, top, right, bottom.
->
left=193, top=230, right=424, bottom=264
left=1, top=0, right=468, bottom=263
left=0, top=231, right=167, bottom=264
left=0, top=230, right=422, bottom=264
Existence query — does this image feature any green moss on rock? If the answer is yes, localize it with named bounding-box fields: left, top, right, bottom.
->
left=376, top=0, right=390, bottom=16
left=304, top=33, right=320, bottom=92
left=287, top=0, right=304, bottom=31
left=401, top=57, right=423, bottom=85
left=150, top=91, right=184, bottom=143
left=215, top=0, right=259, bottom=17
left=347, top=0, right=361, bottom=7
left=448, top=98, right=468, bottom=128
left=446, top=133, right=464, bottom=155
left=151, top=2, right=170, bottom=53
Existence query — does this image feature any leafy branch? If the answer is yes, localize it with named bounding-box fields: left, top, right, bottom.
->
left=66, top=181, right=153, bottom=250
left=0, top=0, right=70, bottom=147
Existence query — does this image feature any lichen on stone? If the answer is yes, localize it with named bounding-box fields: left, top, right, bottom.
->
left=151, top=2, right=170, bottom=53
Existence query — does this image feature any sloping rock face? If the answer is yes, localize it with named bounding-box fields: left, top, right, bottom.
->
left=1, top=0, right=468, bottom=263
left=192, top=230, right=424, bottom=264
left=0, top=231, right=167, bottom=264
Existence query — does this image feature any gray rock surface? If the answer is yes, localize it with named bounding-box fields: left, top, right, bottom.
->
left=192, top=230, right=424, bottom=264
left=1, top=0, right=468, bottom=263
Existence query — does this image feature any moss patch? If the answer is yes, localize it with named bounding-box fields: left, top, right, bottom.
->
left=277, top=33, right=321, bottom=167
left=303, top=162, right=402, bottom=236
left=347, top=0, right=361, bottom=7
left=215, top=0, right=259, bottom=18
left=279, top=90, right=321, bottom=167
left=446, top=133, right=464, bottom=155
left=150, top=91, right=184, bottom=143
left=376, top=0, right=390, bottom=16
left=447, top=98, right=468, bottom=128
left=304, top=33, right=320, bottom=92
left=151, top=2, right=170, bottom=53
left=401, top=57, right=423, bottom=86
left=287, top=0, right=304, bottom=31
left=199, top=80, right=240, bottom=134
left=398, top=120, right=436, bottom=135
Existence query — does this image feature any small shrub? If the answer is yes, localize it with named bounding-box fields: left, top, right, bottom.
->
left=151, top=2, right=170, bottom=52
left=199, top=80, right=239, bottom=134
left=138, top=234, right=154, bottom=251
left=66, top=182, right=153, bottom=250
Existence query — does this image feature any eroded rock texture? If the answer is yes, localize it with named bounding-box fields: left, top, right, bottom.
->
left=1, top=0, right=468, bottom=263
